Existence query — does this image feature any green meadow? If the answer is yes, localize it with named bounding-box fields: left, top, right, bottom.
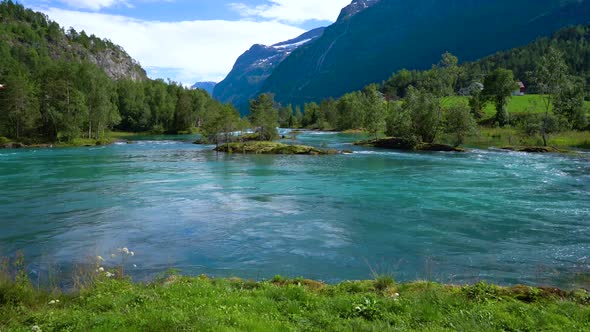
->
left=1, top=275, right=589, bottom=332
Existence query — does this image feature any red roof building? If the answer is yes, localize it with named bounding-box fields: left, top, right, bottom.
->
left=518, top=81, right=525, bottom=95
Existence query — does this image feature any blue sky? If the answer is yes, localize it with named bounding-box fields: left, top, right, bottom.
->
left=22, top=0, right=351, bottom=84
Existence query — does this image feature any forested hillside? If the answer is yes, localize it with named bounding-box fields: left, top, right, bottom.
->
left=0, top=1, right=239, bottom=143
left=381, top=25, right=590, bottom=100
left=463, top=25, right=590, bottom=96
left=260, top=0, right=590, bottom=106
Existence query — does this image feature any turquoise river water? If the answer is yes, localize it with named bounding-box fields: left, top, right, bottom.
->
left=0, top=131, right=589, bottom=287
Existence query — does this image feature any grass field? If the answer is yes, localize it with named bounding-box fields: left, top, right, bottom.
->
left=1, top=274, right=589, bottom=331
left=438, top=95, right=590, bottom=149
left=439, top=128, right=590, bottom=150
left=443, top=94, right=590, bottom=118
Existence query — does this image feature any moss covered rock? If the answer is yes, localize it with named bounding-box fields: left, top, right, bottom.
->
left=215, top=141, right=338, bottom=155
left=501, top=146, right=570, bottom=153
left=355, top=138, right=466, bottom=152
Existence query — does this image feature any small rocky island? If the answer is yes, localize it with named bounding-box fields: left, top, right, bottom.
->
left=500, top=146, right=570, bottom=153
left=214, top=141, right=339, bottom=155
left=354, top=138, right=466, bottom=152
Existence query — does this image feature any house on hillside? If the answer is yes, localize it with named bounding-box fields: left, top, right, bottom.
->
left=514, top=81, right=525, bottom=96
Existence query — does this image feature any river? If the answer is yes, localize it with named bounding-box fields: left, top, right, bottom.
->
left=0, top=131, right=589, bottom=287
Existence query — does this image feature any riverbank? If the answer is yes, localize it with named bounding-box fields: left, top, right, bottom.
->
left=0, top=132, right=144, bottom=149
left=449, top=128, right=590, bottom=150
left=1, top=275, right=588, bottom=331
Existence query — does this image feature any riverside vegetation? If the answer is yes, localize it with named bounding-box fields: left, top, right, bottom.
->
left=0, top=1, right=242, bottom=147
left=0, top=254, right=589, bottom=331
left=1, top=1, right=588, bottom=152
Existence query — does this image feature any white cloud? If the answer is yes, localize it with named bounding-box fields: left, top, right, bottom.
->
left=40, top=8, right=305, bottom=84
left=57, top=0, right=129, bottom=11
left=229, top=0, right=352, bottom=23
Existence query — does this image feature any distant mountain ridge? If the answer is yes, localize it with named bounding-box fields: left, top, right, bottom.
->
left=258, top=0, right=590, bottom=107
left=213, top=27, right=325, bottom=114
left=192, top=81, right=217, bottom=95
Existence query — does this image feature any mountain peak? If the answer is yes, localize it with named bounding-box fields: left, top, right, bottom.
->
left=213, top=27, right=325, bottom=114
left=338, top=0, right=381, bottom=20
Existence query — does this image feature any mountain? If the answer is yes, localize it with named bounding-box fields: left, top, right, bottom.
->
left=337, top=0, right=381, bottom=19
left=213, top=27, right=325, bottom=114
left=259, top=0, right=590, bottom=107
left=0, top=1, right=146, bottom=82
left=192, top=81, right=217, bottom=95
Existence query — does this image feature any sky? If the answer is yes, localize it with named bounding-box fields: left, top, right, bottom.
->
left=21, top=0, right=352, bottom=85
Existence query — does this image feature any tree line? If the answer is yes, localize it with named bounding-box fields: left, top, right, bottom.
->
left=0, top=0, right=239, bottom=143
left=249, top=47, right=587, bottom=147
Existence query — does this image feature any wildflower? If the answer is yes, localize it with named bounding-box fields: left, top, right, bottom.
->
left=96, top=256, right=105, bottom=262
left=105, top=272, right=115, bottom=278
left=48, top=300, right=56, bottom=305
left=129, top=251, right=135, bottom=257
left=96, top=267, right=105, bottom=273
left=31, top=325, right=42, bottom=332
left=119, top=247, right=130, bottom=255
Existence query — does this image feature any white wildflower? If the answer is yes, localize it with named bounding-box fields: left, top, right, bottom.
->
left=31, top=325, right=42, bottom=332
left=48, top=300, right=56, bottom=305
left=96, top=267, right=105, bottom=273
left=121, top=247, right=130, bottom=255
left=96, top=256, right=105, bottom=262
left=56, top=299, right=60, bottom=303
left=105, top=272, right=115, bottom=278
left=129, top=251, right=135, bottom=257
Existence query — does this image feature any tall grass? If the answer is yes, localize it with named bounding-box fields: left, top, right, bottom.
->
left=1, top=253, right=589, bottom=331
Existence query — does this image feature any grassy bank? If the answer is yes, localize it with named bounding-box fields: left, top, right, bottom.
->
left=440, top=128, right=590, bottom=150
left=0, top=132, right=142, bottom=149
left=1, top=275, right=588, bottom=331
left=443, top=94, right=590, bottom=118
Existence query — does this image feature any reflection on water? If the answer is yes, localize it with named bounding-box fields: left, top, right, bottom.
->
left=0, top=131, right=589, bottom=287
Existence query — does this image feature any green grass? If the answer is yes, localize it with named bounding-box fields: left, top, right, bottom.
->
left=443, top=94, right=590, bottom=118
left=440, top=128, right=590, bottom=149
left=0, top=136, right=12, bottom=145
left=109, top=131, right=145, bottom=139
left=437, top=95, right=590, bottom=149
left=1, top=275, right=588, bottom=331
left=55, top=137, right=116, bottom=147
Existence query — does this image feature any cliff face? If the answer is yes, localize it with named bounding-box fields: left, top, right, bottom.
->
left=89, top=49, right=146, bottom=82
left=259, top=0, right=590, bottom=106
left=213, top=27, right=325, bottom=114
